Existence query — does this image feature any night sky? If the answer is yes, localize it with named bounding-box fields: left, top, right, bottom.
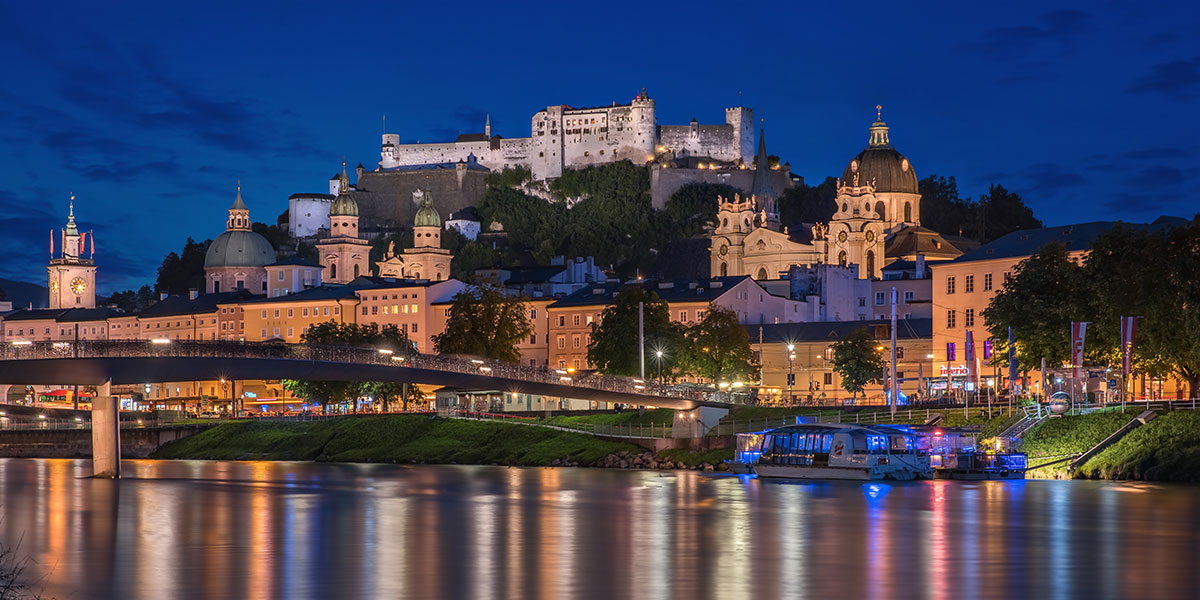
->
left=1, top=1, right=1196, bottom=293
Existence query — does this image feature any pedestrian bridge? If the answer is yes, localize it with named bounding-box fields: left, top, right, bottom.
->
left=0, top=340, right=740, bottom=410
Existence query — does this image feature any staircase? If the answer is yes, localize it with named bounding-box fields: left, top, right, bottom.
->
left=993, top=413, right=1048, bottom=451
left=1068, top=410, right=1157, bottom=471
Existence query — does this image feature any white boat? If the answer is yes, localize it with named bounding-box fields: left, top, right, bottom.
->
left=734, top=424, right=932, bottom=481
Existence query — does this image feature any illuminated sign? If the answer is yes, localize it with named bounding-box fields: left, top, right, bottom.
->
left=939, top=364, right=970, bottom=377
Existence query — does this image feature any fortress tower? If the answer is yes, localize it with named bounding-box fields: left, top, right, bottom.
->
left=318, top=163, right=371, bottom=283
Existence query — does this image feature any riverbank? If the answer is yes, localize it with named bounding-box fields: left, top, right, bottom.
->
left=1023, top=409, right=1200, bottom=482
left=151, top=415, right=734, bottom=470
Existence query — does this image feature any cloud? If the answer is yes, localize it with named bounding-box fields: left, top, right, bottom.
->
left=74, top=159, right=182, bottom=183
left=1126, top=56, right=1200, bottom=99
left=1023, top=163, right=1086, bottom=195
left=960, top=10, right=1089, bottom=55
left=452, top=105, right=488, bottom=130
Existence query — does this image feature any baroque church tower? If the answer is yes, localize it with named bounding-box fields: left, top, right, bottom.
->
left=317, top=162, right=370, bottom=284
left=48, top=197, right=97, bottom=309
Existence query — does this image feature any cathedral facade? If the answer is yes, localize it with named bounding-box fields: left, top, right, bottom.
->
left=711, top=109, right=948, bottom=281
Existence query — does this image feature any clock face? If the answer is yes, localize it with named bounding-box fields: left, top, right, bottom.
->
left=50, top=280, right=59, bottom=292
left=719, top=245, right=728, bottom=256
left=866, top=231, right=875, bottom=243
left=70, top=277, right=87, bottom=296
left=837, top=231, right=848, bottom=243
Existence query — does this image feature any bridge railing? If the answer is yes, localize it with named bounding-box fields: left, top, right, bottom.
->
left=0, top=340, right=739, bottom=405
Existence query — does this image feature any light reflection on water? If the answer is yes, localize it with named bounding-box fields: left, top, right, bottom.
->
left=0, top=459, right=1198, bottom=599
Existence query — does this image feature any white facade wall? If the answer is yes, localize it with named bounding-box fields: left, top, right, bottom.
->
left=288, top=195, right=332, bottom=238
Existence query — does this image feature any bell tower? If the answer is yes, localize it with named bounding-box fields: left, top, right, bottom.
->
left=48, top=195, right=97, bottom=309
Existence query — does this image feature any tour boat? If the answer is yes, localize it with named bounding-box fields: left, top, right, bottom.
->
left=919, top=427, right=1027, bottom=480
left=734, top=423, right=933, bottom=481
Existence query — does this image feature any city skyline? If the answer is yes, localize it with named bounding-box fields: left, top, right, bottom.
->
left=1, top=1, right=1196, bottom=293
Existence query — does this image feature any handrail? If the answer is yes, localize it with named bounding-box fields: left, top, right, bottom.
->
left=0, top=339, right=733, bottom=405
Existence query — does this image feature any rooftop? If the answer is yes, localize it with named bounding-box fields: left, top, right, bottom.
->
left=548, top=276, right=760, bottom=309
left=948, top=217, right=1188, bottom=265
left=752, top=318, right=933, bottom=344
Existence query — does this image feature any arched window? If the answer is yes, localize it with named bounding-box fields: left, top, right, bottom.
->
left=435, top=272, right=442, bottom=280
left=875, top=201, right=885, bottom=219
left=330, top=263, right=337, bottom=280
left=353, top=264, right=360, bottom=277
left=838, top=251, right=847, bottom=267
left=904, top=202, right=912, bottom=222
left=757, top=267, right=768, bottom=280
left=720, top=262, right=728, bottom=276
left=866, top=250, right=875, bottom=276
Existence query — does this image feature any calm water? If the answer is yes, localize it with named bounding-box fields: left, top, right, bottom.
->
left=0, top=460, right=1197, bottom=599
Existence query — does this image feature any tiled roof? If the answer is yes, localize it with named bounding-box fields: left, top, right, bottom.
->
left=140, top=290, right=258, bottom=318
left=547, top=276, right=755, bottom=309
left=751, top=318, right=933, bottom=344
left=1, top=307, right=122, bottom=322
left=238, top=285, right=361, bottom=305
left=948, top=217, right=1188, bottom=265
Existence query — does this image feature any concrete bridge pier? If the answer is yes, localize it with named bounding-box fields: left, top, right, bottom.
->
left=671, top=406, right=728, bottom=438
left=91, top=380, right=121, bottom=478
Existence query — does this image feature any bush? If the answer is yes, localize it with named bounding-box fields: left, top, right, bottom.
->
left=1077, top=411, right=1200, bottom=481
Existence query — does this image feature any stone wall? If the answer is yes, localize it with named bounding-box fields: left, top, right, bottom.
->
left=650, top=166, right=795, bottom=210
left=352, top=167, right=489, bottom=231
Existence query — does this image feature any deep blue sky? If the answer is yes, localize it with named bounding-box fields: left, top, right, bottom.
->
left=1, top=1, right=1197, bottom=293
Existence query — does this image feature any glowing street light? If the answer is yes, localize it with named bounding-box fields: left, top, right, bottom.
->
left=150, top=338, right=171, bottom=345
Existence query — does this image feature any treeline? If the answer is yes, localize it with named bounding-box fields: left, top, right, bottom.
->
left=983, top=218, right=1200, bottom=396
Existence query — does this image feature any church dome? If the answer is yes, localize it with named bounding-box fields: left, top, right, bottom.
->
left=329, top=192, right=358, bottom=217
left=414, top=194, right=440, bottom=228
left=205, top=230, right=276, bottom=268
left=840, top=110, right=919, bottom=195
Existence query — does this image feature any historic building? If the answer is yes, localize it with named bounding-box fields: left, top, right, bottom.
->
left=376, top=190, right=452, bottom=281
left=711, top=109, right=960, bottom=281
left=317, top=165, right=371, bottom=284
left=48, top=198, right=97, bottom=309
left=204, top=186, right=277, bottom=294
left=377, top=89, right=754, bottom=181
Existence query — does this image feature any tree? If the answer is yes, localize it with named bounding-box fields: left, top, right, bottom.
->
left=830, top=327, right=886, bottom=401
left=679, top=306, right=757, bottom=382
left=283, top=321, right=413, bottom=412
left=778, top=176, right=838, bottom=230
left=98, top=285, right=155, bottom=313
left=252, top=222, right=290, bottom=250
left=665, top=182, right=739, bottom=237
left=1082, top=220, right=1200, bottom=397
left=433, top=286, right=532, bottom=363
left=587, top=286, right=682, bottom=377
left=361, top=380, right=426, bottom=412
left=978, top=184, right=1041, bottom=243
left=982, top=243, right=1085, bottom=372
left=155, top=238, right=210, bottom=295
left=918, top=175, right=977, bottom=239
left=451, top=242, right=500, bottom=282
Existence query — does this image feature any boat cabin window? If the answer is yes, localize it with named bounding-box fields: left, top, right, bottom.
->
left=822, top=434, right=833, bottom=453
left=890, top=435, right=916, bottom=453
left=866, top=435, right=889, bottom=454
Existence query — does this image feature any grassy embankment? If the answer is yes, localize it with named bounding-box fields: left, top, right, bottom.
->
left=153, top=414, right=732, bottom=468
left=1020, top=410, right=1137, bottom=478
left=1076, top=411, right=1200, bottom=482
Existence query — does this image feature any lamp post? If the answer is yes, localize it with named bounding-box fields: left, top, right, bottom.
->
left=654, top=350, right=664, bottom=384
left=786, top=343, right=795, bottom=406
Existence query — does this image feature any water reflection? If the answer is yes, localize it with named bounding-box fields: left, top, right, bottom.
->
left=0, top=459, right=1197, bottom=599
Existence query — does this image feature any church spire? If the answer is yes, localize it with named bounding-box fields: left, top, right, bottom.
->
left=485, top=113, right=492, bottom=138
left=868, top=104, right=890, bottom=148
left=751, top=123, right=778, bottom=226
left=65, top=194, right=79, bottom=237
left=226, top=182, right=250, bottom=231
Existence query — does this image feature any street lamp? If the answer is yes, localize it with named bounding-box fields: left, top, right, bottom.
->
left=786, top=344, right=796, bottom=406
left=654, top=350, right=664, bottom=383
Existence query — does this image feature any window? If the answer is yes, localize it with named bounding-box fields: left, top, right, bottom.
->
left=824, top=373, right=833, bottom=385
left=273, top=309, right=280, bottom=318
left=896, top=347, right=905, bottom=359
left=287, top=327, right=293, bottom=337
left=573, top=314, right=581, bottom=326
left=261, top=328, right=267, bottom=338
left=858, top=297, right=866, bottom=307
left=1003, top=271, right=1012, bottom=283
left=411, top=304, right=418, bottom=314
left=558, top=315, right=565, bottom=327
left=557, top=336, right=565, bottom=349
left=572, top=335, right=580, bottom=349
left=965, top=275, right=974, bottom=293
left=303, top=308, right=309, bottom=317
left=530, top=335, right=537, bottom=344
left=261, top=310, right=267, bottom=319
left=983, top=273, right=993, bottom=291
left=530, top=308, right=537, bottom=320
left=947, top=309, right=957, bottom=328
left=965, top=308, right=975, bottom=328
left=679, top=310, right=687, bottom=321
left=324, top=307, right=330, bottom=316
left=586, top=315, right=593, bottom=325
left=903, top=291, right=914, bottom=303
left=946, top=276, right=956, bottom=294
left=278, top=271, right=284, bottom=281
left=371, top=306, right=378, bottom=315
left=361, top=307, right=368, bottom=315
left=946, top=342, right=956, bottom=361
left=412, top=323, right=418, bottom=333
left=875, top=292, right=885, bottom=305
left=287, top=309, right=293, bottom=318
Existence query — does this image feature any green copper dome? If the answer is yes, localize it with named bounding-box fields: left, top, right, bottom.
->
left=330, top=192, right=359, bottom=217
left=413, top=192, right=440, bottom=228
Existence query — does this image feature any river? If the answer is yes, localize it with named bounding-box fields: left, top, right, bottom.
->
left=0, top=459, right=1197, bottom=599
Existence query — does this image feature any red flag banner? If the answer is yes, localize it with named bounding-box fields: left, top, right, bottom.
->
left=1070, top=321, right=1089, bottom=380
left=90, top=230, right=95, bottom=257
left=1120, top=316, right=1138, bottom=376
left=49, top=229, right=54, bottom=257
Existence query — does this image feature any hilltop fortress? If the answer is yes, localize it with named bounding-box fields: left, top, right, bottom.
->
left=377, top=89, right=755, bottom=180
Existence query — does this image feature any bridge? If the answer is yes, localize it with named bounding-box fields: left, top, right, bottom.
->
left=0, top=340, right=741, bottom=477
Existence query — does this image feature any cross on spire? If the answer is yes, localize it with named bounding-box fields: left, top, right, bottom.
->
left=876, top=104, right=882, bottom=120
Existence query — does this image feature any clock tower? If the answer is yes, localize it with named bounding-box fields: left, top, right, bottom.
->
left=48, top=197, right=97, bottom=309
